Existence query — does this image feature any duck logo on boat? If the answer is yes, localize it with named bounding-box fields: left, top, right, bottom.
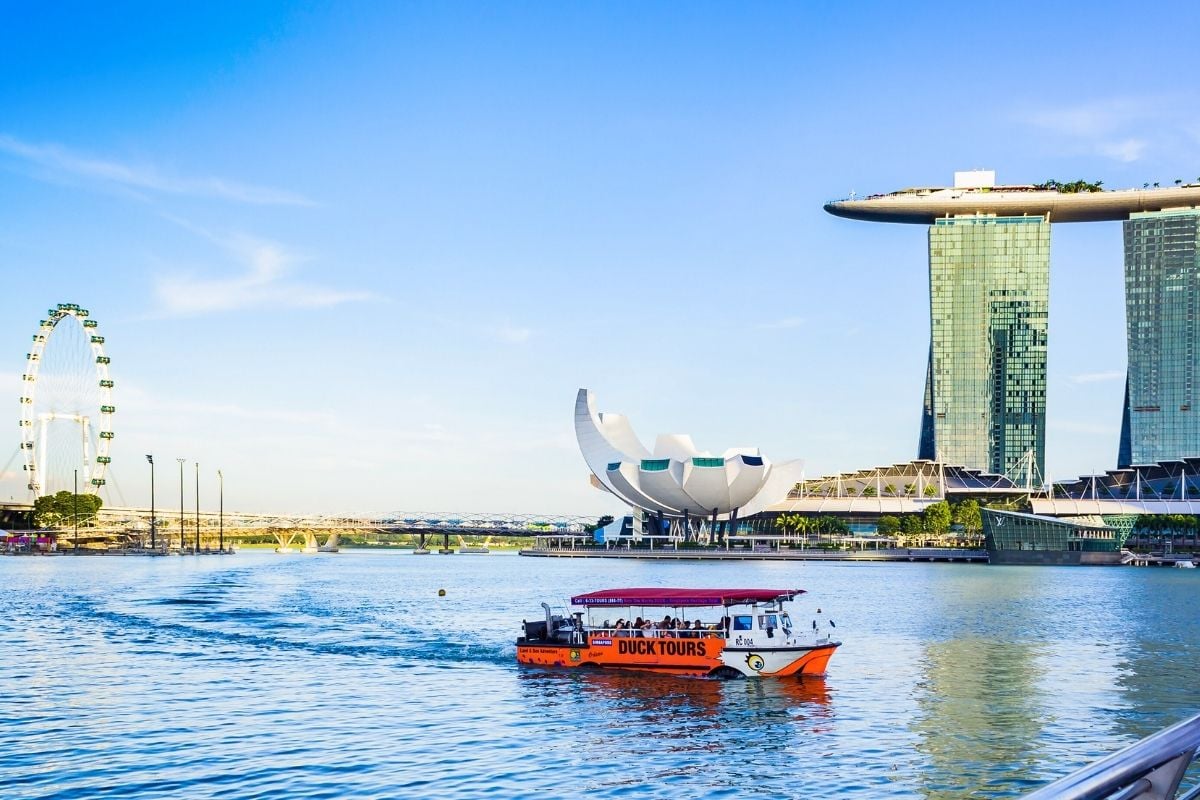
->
left=569, top=649, right=581, bottom=662
left=744, top=653, right=766, bottom=672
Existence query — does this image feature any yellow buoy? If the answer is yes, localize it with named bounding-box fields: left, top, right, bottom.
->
left=438, top=589, right=446, bottom=597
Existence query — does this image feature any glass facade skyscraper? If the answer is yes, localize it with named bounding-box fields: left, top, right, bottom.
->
left=918, top=216, right=1049, bottom=479
left=1119, top=209, right=1200, bottom=467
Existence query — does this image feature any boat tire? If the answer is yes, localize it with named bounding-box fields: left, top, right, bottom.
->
left=708, top=666, right=744, bottom=681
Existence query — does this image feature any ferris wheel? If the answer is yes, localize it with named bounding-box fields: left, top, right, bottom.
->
left=19, top=303, right=114, bottom=498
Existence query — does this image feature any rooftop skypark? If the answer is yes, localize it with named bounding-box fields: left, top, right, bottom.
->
left=825, top=170, right=1200, bottom=224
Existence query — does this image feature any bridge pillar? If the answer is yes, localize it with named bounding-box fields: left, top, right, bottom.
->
left=273, top=529, right=300, bottom=553
left=321, top=531, right=340, bottom=552
left=439, top=531, right=454, bottom=554
left=302, top=530, right=319, bottom=553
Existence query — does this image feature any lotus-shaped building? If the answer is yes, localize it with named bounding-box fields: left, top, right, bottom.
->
left=575, top=389, right=803, bottom=520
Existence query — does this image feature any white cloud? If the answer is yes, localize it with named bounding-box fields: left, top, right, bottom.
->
left=1024, top=98, right=1147, bottom=138
left=152, top=230, right=375, bottom=316
left=1016, top=96, right=1200, bottom=164
left=0, top=133, right=314, bottom=206
left=756, top=316, right=804, bottom=330
left=496, top=324, right=534, bottom=344
left=1069, top=370, right=1125, bottom=385
left=1097, top=139, right=1148, bottom=163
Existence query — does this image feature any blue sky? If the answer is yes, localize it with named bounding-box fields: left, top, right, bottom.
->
left=2, top=1, right=1199, bottom=515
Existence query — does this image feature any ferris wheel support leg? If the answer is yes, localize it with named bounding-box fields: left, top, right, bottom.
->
left=38, top=417, right=49, bottom=487
left=81, top=416, right=92, bottom=483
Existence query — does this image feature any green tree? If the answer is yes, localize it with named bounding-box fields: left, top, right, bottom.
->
left=882, top=483, right=897, bottom=497
left=33, top=491, right=102, bottom=529
left=922, top=483, right=938, bottom=497
left=899, top=514, right=924, bottom=544
left=816, top=516, right=849, bottom=536
left=861, top=485, right=878, bottom=497
left=585, top=514, right=615, bottom=534
left=952, top=499, right=982, bottom=536
left=876, top=515, right=901, bottom=537
left=922, top=501, right=952, bottom=534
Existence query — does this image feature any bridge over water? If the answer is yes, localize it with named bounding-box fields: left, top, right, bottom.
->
left=0, top=502, right=599, bottom=552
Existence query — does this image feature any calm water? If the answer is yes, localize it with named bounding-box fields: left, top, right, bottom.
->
left=2, top=551, right=1199, bottom=799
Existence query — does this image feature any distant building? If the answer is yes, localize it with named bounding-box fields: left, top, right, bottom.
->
left=919, top=215, right=1049, bottom=478
left=752, top=459, right=1031, bottom=536
left=981, top=508, right=1128, bottom=566
left=825, top=173, right=1200, bottom=477
left=1120, top=209, right=1200, bottom=467
left=573, top=388, right=803, bottom=539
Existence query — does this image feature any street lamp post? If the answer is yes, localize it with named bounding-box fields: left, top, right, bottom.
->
left=146, top=454, right=156, bottom=550
left=194, top=462, right=200, bottom=554
left=217, top=469, right=224, bottom=553
left=177, top=458, right=185, bottom=553
left=73, top=468, right=79, bottom=553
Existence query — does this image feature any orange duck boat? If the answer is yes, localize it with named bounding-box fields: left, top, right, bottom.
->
left=516, top=587, right=839, bottom=679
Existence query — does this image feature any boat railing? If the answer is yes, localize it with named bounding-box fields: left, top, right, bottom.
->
left=1023, top=712, right=1200, bottom=800
left=587, top=626, right=723, bottom=640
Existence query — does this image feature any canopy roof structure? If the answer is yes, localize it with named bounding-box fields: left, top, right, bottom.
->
left=571, top=587, right=804, bottom=607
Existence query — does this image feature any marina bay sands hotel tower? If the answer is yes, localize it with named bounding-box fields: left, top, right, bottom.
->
left=825, top=172, right=1200, bottom=478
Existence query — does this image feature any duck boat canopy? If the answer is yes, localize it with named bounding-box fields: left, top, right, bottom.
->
left=571, top=588, right=805, bottom=607
left=516, top=587, right=839, bottom=679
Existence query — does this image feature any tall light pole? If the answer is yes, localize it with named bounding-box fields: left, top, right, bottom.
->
left=73, top=468, right=79, bottom=554
left=177, top=458, right=185, bottom=552
left=217, top=469, right=224, bottom=553
left=146, top=454, right=156, bottom=550
left=194, top=461, right=200, bottom=554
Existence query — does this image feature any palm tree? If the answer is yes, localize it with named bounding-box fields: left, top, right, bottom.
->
left=883, top=483, right=897, bottom=497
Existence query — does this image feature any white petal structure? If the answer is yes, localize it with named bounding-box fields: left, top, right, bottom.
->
left=574, top=388, right=804, bottom=519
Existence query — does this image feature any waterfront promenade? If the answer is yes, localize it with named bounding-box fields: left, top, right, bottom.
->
left=520, top=545, right=988, bottom=562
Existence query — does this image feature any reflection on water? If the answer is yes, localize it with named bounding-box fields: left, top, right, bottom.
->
left=912, top=639, right=1048, bottom=798
left=2, top=554, right=1199, bottom=799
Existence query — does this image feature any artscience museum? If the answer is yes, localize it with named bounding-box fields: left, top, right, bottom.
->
left=574, top=389, right=804, bottom=538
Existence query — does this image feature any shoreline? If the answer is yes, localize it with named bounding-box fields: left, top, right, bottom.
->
left=518, top=547, right=989, bottom=562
